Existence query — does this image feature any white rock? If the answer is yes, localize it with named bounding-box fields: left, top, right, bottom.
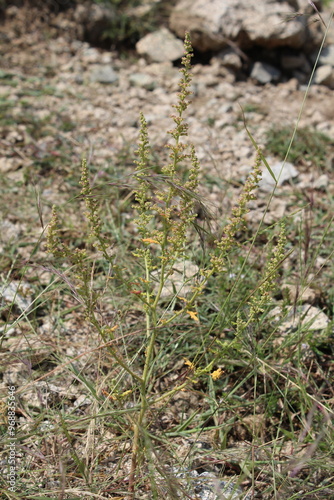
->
left=251, top=62, right=281, bottom=84
left=0, top=220, right=22, bottom=242
left=215, top=48, right=242, bottom=70
left=129, top=72, right=157, bottom=90
left=314, top=174, right=329, bottom=190
left=313, top=65, right=334, bottom=89
left=0, top=157, right=22, bottom=173
left=170, top=0, right=306, bottom=52
left=319, top=45, right=334, bottom=67
left=259, top=160, right=299, bottom=192
left=89, top=65, right=119, bottom=84
left=1, top=281, right=34, bottom=312
left=271, top=304, right=329, bottom=333
left=136, top=28, right=184, bottom=62
left=152, top=261, right=200, bottom=298
left=282, top=284, right=316, bottom=304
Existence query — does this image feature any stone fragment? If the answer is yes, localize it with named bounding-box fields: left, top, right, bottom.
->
left=171, top=468, right=253, bottom=500
left=129, top=72, right=157, bottom=90
left=282, top=284, right=316, bottom=304
left=81, top=46, right=103, bottom=64
left=259, top=160, right=299, bottom=192
left=0, top=220, right=22, bottom=243
left=136, top=28, right=184, bottom=62
left=0, top=157, right=22, bottom=173
left=152, top=261, right=199, bottom=298
left=313, top=65, right=334, bottom=89
left=89, top=65, right=119, bottom=84
left=264, top=198, right=287, bottom=223
left=319, top=45, right=334, bottom=67
left=271, top=304, right=329, bottom=333
left=1, top=281, right=34, bottom=313
left=215, top=48, right=242, bottom=70
left=313, top=174, right=329, bottom=190
left=250, top=62, right=281, bottom=84
left=4, top=335, right=52, bottom=366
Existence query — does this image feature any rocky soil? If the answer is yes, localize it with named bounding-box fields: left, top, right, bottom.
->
left=1, top=3, right=334, bottom=226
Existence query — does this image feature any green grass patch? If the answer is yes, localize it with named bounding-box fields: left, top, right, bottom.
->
left=265, top=125, right=332, bottom=168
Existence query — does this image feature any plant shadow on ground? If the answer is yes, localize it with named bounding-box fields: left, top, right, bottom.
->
left=0, top=29, right=334, bottom=500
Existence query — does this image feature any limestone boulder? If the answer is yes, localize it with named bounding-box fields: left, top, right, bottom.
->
left=170, top=0, right=309, bottom=52
left=136, top=28, right=185, bottom=62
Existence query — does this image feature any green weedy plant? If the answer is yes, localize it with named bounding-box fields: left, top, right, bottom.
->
left=92, top=0, right=161, bottom=49
left=46, top=33, right=286, bottom=497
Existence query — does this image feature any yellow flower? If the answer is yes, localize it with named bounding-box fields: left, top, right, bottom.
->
left=142, top=238, right=159, bottom=244
left=211, top=368, right=224, bottom=380
left=187, top=310, right=199, bottom=322
left=177, top=296, right=188, bottom=303
left=183, top=358, right=195, bottom=371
